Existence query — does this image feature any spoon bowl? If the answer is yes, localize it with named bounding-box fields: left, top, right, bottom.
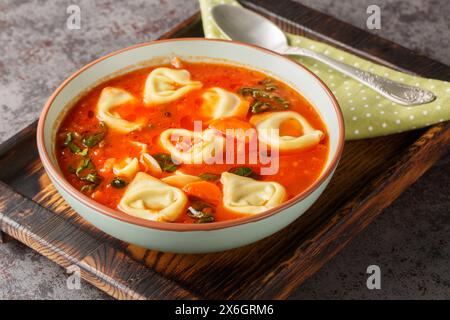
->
left=212, top=4, right=288, bottom=52
left=212, top=4, right=436, bottom=106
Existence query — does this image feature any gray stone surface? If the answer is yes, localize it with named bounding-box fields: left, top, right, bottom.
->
left=0, top=240, right=110, bottom=300
left=293, top=0, right=450, bottom=65
left=0, top=0, right=449, bottom=300
left=0, top=0, right=198, bottom=143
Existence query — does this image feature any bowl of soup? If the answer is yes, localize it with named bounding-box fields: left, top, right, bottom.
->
left=37, top=38, right=344, bottom=253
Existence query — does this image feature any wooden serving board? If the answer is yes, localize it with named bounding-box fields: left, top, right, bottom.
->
left=1, top=0, right=449, bottom=300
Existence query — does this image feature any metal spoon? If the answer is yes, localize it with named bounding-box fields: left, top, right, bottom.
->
left=211, top=4, right=436, bottom=106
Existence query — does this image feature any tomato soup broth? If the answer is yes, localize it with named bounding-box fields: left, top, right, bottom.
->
left=56, top=61, right=329, bottom=223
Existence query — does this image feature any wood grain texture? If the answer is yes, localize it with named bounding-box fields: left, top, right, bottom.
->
left=0, top=0, right=449, bottom=299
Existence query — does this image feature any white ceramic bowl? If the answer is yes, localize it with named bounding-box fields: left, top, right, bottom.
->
left=37, top=38, right=344, bottom=253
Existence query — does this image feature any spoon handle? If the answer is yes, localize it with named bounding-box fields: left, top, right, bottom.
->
left=283, top=46, right=436, bottom=106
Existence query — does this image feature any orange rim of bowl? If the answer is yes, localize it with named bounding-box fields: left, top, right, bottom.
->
left=37, top=37, right=345, bottom=232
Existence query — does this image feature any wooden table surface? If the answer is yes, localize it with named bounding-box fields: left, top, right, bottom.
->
left=0, top=0, right=449, bottom=299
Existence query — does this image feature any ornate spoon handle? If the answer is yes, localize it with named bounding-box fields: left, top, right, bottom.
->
left=283, top=46, right=436, bottom=106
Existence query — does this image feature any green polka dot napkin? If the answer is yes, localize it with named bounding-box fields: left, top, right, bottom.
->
left=199, top=0, right=449, bottom=140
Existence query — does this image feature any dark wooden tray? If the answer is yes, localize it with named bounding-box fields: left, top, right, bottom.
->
left=0, top=0, right=449, bottom=300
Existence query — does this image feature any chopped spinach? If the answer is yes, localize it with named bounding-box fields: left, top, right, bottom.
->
left=80, top=184, right=96, bottom=193
left=74, top=157, right=101, bottom=191
left=187, top=198, right=215, bottom=223
left=83, top=122, right=107, bottom=147
left=82, top=132, right=104, bottom=147
left=111, top=177, right=127, bottom=189
left=64, top=132, right=82, bottom=154
left=82, top=172, right=101, bottom=185
left=250, top=100, right=274, bottom=114
left=197, top=216, right=215, bottom=223
left=228, top=166, right=261, bottom=180
left=75, top=158, right=94, bottom=177
left=153, top=153, right=178, bottom=172
left=64, top=128, right=104, bottom=193
left=199, top=173, right=220, bottom=182
left=259, top=78, right=278, bottom=91
left=238, top=84, right=289, bottom=114
left=78, top=148, right=88, bottom=157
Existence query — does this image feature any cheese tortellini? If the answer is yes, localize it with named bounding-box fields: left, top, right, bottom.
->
left=144, top=67, right=202, bottom=105
left=220, top=172, right=286, bottom=214
left=140, top=153, right=162, bottom=176
left=159, top=128, right=225, bottom=164
left=96, top=87, right=144, bottom=133
left=201, top=87, right=249, bottom=119
left=113, top=157, right=139, bottom=178
left=250, top=111, right=324, bottom=151
left=161, top=171, right=201, bottom=188
left=118, top=172, right=188, bottom=222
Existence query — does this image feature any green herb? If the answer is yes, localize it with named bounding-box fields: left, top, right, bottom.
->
left=82, top=172, right=101, bottom=185
left=272, top=95, right=289, bottom=107
left=259, top=78, right=278, bottom=91
left=83, top=132, right=104, bottom=147
left=187, top=199, right=215, bottom=223
left=63, top=132, right=93, bottom=155
left=229, top=166, right=252, bottom=177
left=78, top=148, right=88, bottom=157
left=239, top=87, right=271, bottom=98
left=64, top=132, right=81, bottom=154
left=153, top=153, right=178, bottom=172
left=65, top=130, right=103, bottom=192
left=199, top=173, right=220, bottom=182
left=228, top=166, right=261, bottom=180
left=75, top=157, right=102, bottom=190
left=190, top=199, right=215, bottom=214
left=239, top=87, right=285, bottom=101
left=75, top=158, right=94, bottom=177
left=187, top=206, right=213, bottom=219
left=83, top=122, right=107, bottom=147
left=197, top=216, right=215, bottom=223
left=250, top=100, right=273, bottom=114
left=111, top=177, right=127, bottom=189
left=80, top=184, right=96, bottom=193
left=238, top=87, right=289, bottom=114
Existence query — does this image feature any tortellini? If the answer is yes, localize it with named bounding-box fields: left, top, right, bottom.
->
left=220, top=172, right=286, bottom=214
left=161, top=171, right=201, bottom=188
left=96, top=87, right=143, bottom=133
left=143, top=67, right=202, bottom=105
left=118, top=172, right=188, bottom=222
left=201, top=87, right=249, bottom=119
left=250, top=111, right=324, bottom=151
left=140, top=153, right=162, bottom=176
left=159, top=128, right=225, bottom=164
left=113, top=157, right=139, bottom=178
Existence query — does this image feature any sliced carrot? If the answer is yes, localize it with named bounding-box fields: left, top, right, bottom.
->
left=182, top=181, right=222, bottom=205
left=209, top=117, right=253, bottom=132
left=91, top=190, right=106, bottom=202
left=208, top=117, right=256, bottom=143
left=279, top=118, right=304, bottom=137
